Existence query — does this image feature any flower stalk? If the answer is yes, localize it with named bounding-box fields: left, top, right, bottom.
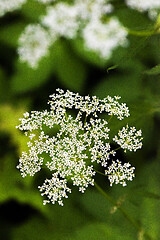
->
left=94, top=182, right=154, bottom=240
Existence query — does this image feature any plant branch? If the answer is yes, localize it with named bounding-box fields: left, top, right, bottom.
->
left=94, top=182, right=154, bottom=240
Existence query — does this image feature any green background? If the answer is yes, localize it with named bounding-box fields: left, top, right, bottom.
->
left=0, top=1, right=160, bottom=239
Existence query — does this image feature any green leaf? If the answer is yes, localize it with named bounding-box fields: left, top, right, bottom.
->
left=12, top=199, right=89, bottom=240
left=71, top=223, right=134, bottom=240
left=71, top=38, right=107, bottom=68
left=144, top=64, right=160, bottom=75
left=0, top=105, right=53, bottom=214
left=73, top=223, right=114, bottom=240
left=0, top=68, right=9, bottom=102
left=79, top=189, right=111, bottom=222
left=53, top=40, right=87, bottom=91
left=92, top=59, right=144, bottom=102
left=10, top=47, right=55, bottom=93
left=108, top=158, right=160, bottom=240
left=0, top=105, right=28, bottom=153
left=21, top=0, right=46, bottom=21
left=79, top=188, right=136, bottom=238
left=116, top=8, right=151, bottom=30
left=0, top=154, right=48, bottom=214
left=107, top=65, right=118, bottom=72
left=140, top=160, right=160, bottom=240
left=137, top=191, right=160, bottom=200
left=0, top=22, right=26, bottom=47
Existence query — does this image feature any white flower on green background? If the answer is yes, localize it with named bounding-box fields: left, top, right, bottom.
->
left=17, top=0, right=128, bottom=68
left=126, top=0, right=160, bottom=12
left=0, top=0, right=27, bottom=16
left=113, top=125, right=143, bottom=152
left=125, top=0, right=160, bottom=19
left=16, top=89, right=143, bottom=206
left=105, top=160, right=135, bottom=187
left=18, top=24, right=52, bottom=68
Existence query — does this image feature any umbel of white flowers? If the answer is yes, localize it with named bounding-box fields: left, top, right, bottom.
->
left=0, top=0, right=26, bottom=16
left=16, top=89, right=143, bottom=206
left=125, top=0, right=160, bottom=17
left=1, top=0, right=159, bottom=68
left=17, top=0, right=128, bottom=68
left=0, top=0, right=56, bottom=16
left=126, top=0, right=160, bottom=10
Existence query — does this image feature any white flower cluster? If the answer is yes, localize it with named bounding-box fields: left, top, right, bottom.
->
left=126, top=0, right=160, bottom=12
left=18, top=24, right=52, bottom=68
left=105, top=160, right=135, bottom=186
left=38, top=173, right=71, bottom=206
left=37, top=0, right=56, bottom=4
left=125, top=0, right=160, bottom=19
left=17, top=0, right=128, bottom=68
left=113, top=125, right=143, bottom=152
left=0, top=0, right=26, bottom=17
left=42, top=3, right=80, bottom=39
left=16, top=89, right=142, bottom=205
left=48, top=89, right=130, bottom=120
left=0, top=0, right=57, bottom=17
left=83, top=17, right=128, bottom=59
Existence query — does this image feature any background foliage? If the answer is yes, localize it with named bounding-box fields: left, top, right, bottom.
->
left=0, top=0, right=160, bottom=239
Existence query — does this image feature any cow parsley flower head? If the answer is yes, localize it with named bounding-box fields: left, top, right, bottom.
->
left=17, top=0, right=128, bottom=68
left=126, top=0, right=160, bottom=12
left=0, top=0, right=27, bottom=17
left=16, top=89, right=142, bottom=205
left=37, top=0, right=56, bottom=4
left=113, top=125, right=143, bottom=153
left=83, top=17, right=128, bottom=59
left=42, top=3, right=80, bottom=39
left=38, top=173, right=71, bottom=206
left=125, top=0, right=160, bottom=19
left=105, top=160, right=135, bottom=186
left=75, top=0, right=113, bottom=21
left=18, top=24, right=52, bottom=68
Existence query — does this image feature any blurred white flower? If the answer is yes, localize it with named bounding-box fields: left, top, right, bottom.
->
left=83, top=17, right=128, bottom=59
left=74, top=0, right=113, bottom=21
left=17, top=0, right=128, bottom=68
left=126, top=0, right=160, bottom=19
left=0, top=0, right=26, bottom=17
left=42, top=3, right=80, bottom=38
left=36, top=0, right=56, bottom=4
left=126, top=0, right=160, bottom=12
left=18, top=24, right=52, bottom=68
left=148, top=9, right=159, bottom=20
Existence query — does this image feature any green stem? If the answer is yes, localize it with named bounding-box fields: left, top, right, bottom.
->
left=94, top=182, right=153, bottom=240
left=94, top=168, right=106, bottom=177
left=65, top=110, right=68, bottom=120
left=108, top=115, right=113, bottom=123
left=94, top=182, right=115, bottom=205
left=127, top=29, right=156, bottom=37
left=155, top=13, right=160, bottom=30
left=84, top=113, right=87, bottom=126
left=127, top=15, right=160, bottom=37
left=113, top=146, right=121, bottom=151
